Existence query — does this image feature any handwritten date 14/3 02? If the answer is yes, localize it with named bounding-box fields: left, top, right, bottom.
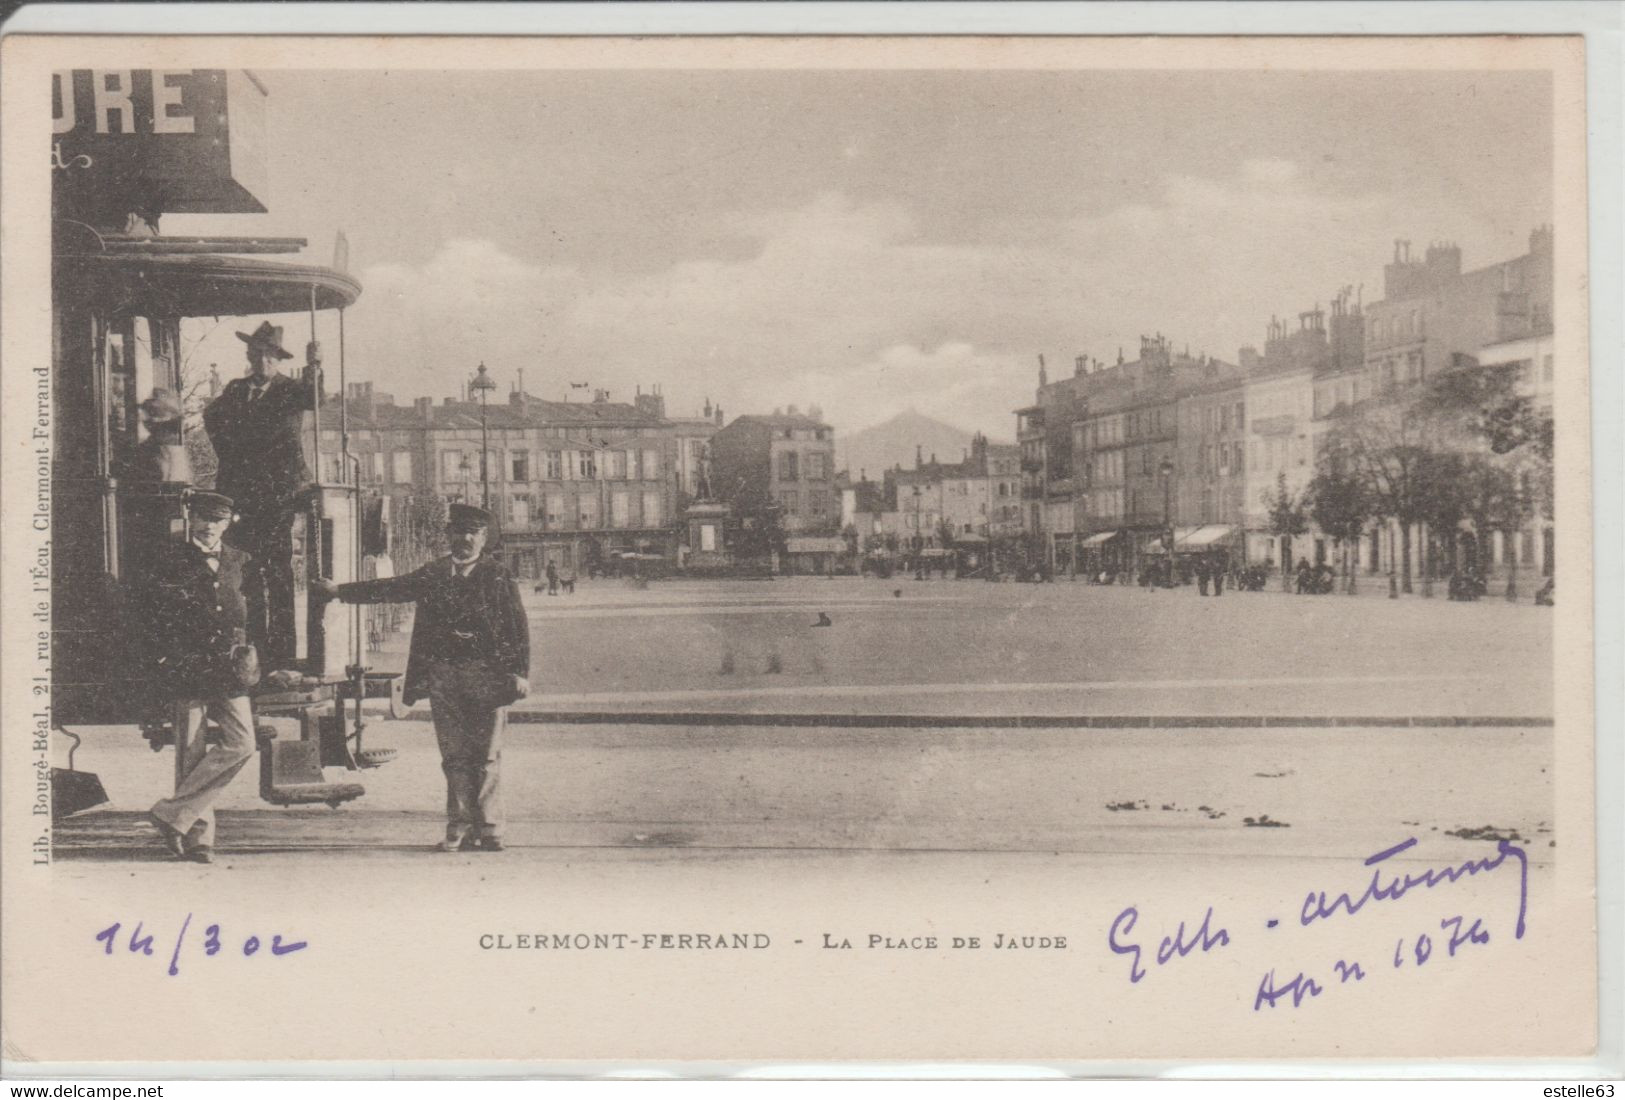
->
left=95, top=915, right=307, bottom=976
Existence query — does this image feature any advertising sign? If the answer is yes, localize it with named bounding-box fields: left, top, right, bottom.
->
left=52, top=69, right=268, bottom=224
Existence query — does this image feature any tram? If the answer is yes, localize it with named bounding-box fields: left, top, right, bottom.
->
left=49, top=68, right=402, bottom=817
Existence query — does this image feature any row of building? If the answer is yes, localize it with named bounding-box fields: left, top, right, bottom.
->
left=293, top=381, right=854, bottom=578
left=1012, top=228, right=1556, bottom=580
left=286, top=227, right=1553, bottom=582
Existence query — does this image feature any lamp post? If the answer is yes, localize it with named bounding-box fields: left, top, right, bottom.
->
left=1159, top=457, right=1175, bottom=587
left=912, top=484, right=925, bottom=580
left=469, top=361, right=497, bottom=511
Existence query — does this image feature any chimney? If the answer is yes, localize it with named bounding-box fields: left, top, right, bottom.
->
left=714, top=405, right=724, bottom=426
left=860, top=468, right=867, bottom=482
left=1075, top=355, right=1085, bottom=377
left=416, top=396, right=434, bottom=423
left=634, top=391, right=666, bottom=420
left=517, top=367, right=525, bottom=397
left=346, top=381, right=375, bottom=421
left=786, top=404, right=799, bottom=416
left=916, top=444, right=923, bottom=469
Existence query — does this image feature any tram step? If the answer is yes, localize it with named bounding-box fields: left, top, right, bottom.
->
left=258, top=739, right=365, bottom=807
left=261, top=781, right=367, bottom=808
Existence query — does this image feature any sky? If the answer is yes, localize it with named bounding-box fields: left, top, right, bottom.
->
left=165, top=67, right=1553, bottom=438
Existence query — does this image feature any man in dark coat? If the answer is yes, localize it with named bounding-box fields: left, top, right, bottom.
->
left=140, top=491, right=260, bottom=864
left=203, top=321, right=318, bottom=669
left=318, top=504, right=529, bottom=852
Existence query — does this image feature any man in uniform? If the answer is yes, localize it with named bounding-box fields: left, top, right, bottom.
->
left=204, top=320, right=318, bottom=669
left=142, top=491, right=260, bottom=864
left=317, top=504, right=529, bottom=852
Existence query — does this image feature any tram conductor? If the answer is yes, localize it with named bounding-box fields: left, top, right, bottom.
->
left=316, top=504, right=529, bottom=852
left=141, top=491, right=261, bottom=864
left=204, top=320, right=318, bottom=670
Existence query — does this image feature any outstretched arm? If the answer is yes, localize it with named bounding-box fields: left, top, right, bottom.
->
left=324, top=563, right=432, bottom=605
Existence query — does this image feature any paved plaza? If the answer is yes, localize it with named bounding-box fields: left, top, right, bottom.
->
left=513, top=575, right=1552, bottom=718
left=53, top=575, right=1555, bottom=870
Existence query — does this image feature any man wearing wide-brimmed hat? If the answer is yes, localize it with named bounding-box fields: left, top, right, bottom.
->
left=203, top=320, right=319, bottom=669
left=127, top=387, right=192, bottom=485
left=139, top=491, right=261, bottom=864
left=317, top=503, right=529, bottom=852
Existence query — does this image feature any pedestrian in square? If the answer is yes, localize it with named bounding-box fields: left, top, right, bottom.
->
left=316, top=504, right=529, bottom=852
left=1211, top=552, right=1226, bottom=597
left=1195, top=555, right=1210, bottom=596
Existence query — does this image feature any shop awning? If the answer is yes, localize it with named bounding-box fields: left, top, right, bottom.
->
left=786, top=537, right=845, bottom=554
left=1175, top=525, right=1238, bottom=550
left=1079, top=529, right=1122, bottom=547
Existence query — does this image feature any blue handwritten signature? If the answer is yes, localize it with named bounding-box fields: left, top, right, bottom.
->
left=1108, top=905, right=1230, bottom=984
left=95, top=915, right=307, bottom=976
left=1106, top=836, right=1530, bottom=1011
left=1300, top=836, right=1527, bottom=937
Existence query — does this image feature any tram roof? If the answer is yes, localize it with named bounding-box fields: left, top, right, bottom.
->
left=56, top=242, right=361, bottom=317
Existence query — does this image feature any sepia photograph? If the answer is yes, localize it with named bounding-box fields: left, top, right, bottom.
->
left=0, top=28, right=1603, bottom=1073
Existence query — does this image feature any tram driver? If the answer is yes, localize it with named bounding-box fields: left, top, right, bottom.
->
left=204, top=321, right=319, bottom=671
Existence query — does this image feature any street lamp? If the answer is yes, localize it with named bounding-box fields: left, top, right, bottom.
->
left=469, top=361, right=497, bottom=511
left=1159, top=457, right=1175, bottom=588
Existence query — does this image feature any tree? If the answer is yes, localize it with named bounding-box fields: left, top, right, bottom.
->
left=1412, top=450, right=1469, bottom=590
left=1415, top=359, right=1551, bottom=592
left=1262, top=473, right=1308, bottom=589
left=731, top=504, right=787, bottom=566
left=1457, top=454, right=1532, bottom=596
left=1414, top=360, right=1541, bottom=456
left=1306, top=449, right=1373, bottom=594
left=841, top=523, right=860, bottom=558
left=1323, top=398, right=1432, bottom=593
left=396, top=493, right=449, bottom=572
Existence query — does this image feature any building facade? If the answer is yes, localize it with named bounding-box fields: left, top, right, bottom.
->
left=318, top=385, right=687, bottom=579
left=709, top=409, right=839, bottom=534
left=1028, top=337, right=1243, bottom=575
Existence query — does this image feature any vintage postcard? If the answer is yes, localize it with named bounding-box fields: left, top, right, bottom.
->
left=0, top=32, right=1600, bottom=1071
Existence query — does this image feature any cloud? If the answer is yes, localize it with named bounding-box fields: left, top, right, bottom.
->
left=272, top=163, right=1523, bottom=444
left=1243, top=157, right=1300, bottom=184
left=796, top=342, right=1031, bottom=433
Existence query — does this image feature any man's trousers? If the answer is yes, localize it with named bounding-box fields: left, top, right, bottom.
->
left=151, top=694, right=255, bottom=847
left=426, top=660, right=509, bottom=842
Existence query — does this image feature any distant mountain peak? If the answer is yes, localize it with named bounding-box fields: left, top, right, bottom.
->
left=836, top=409, right=1009, bottom=478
